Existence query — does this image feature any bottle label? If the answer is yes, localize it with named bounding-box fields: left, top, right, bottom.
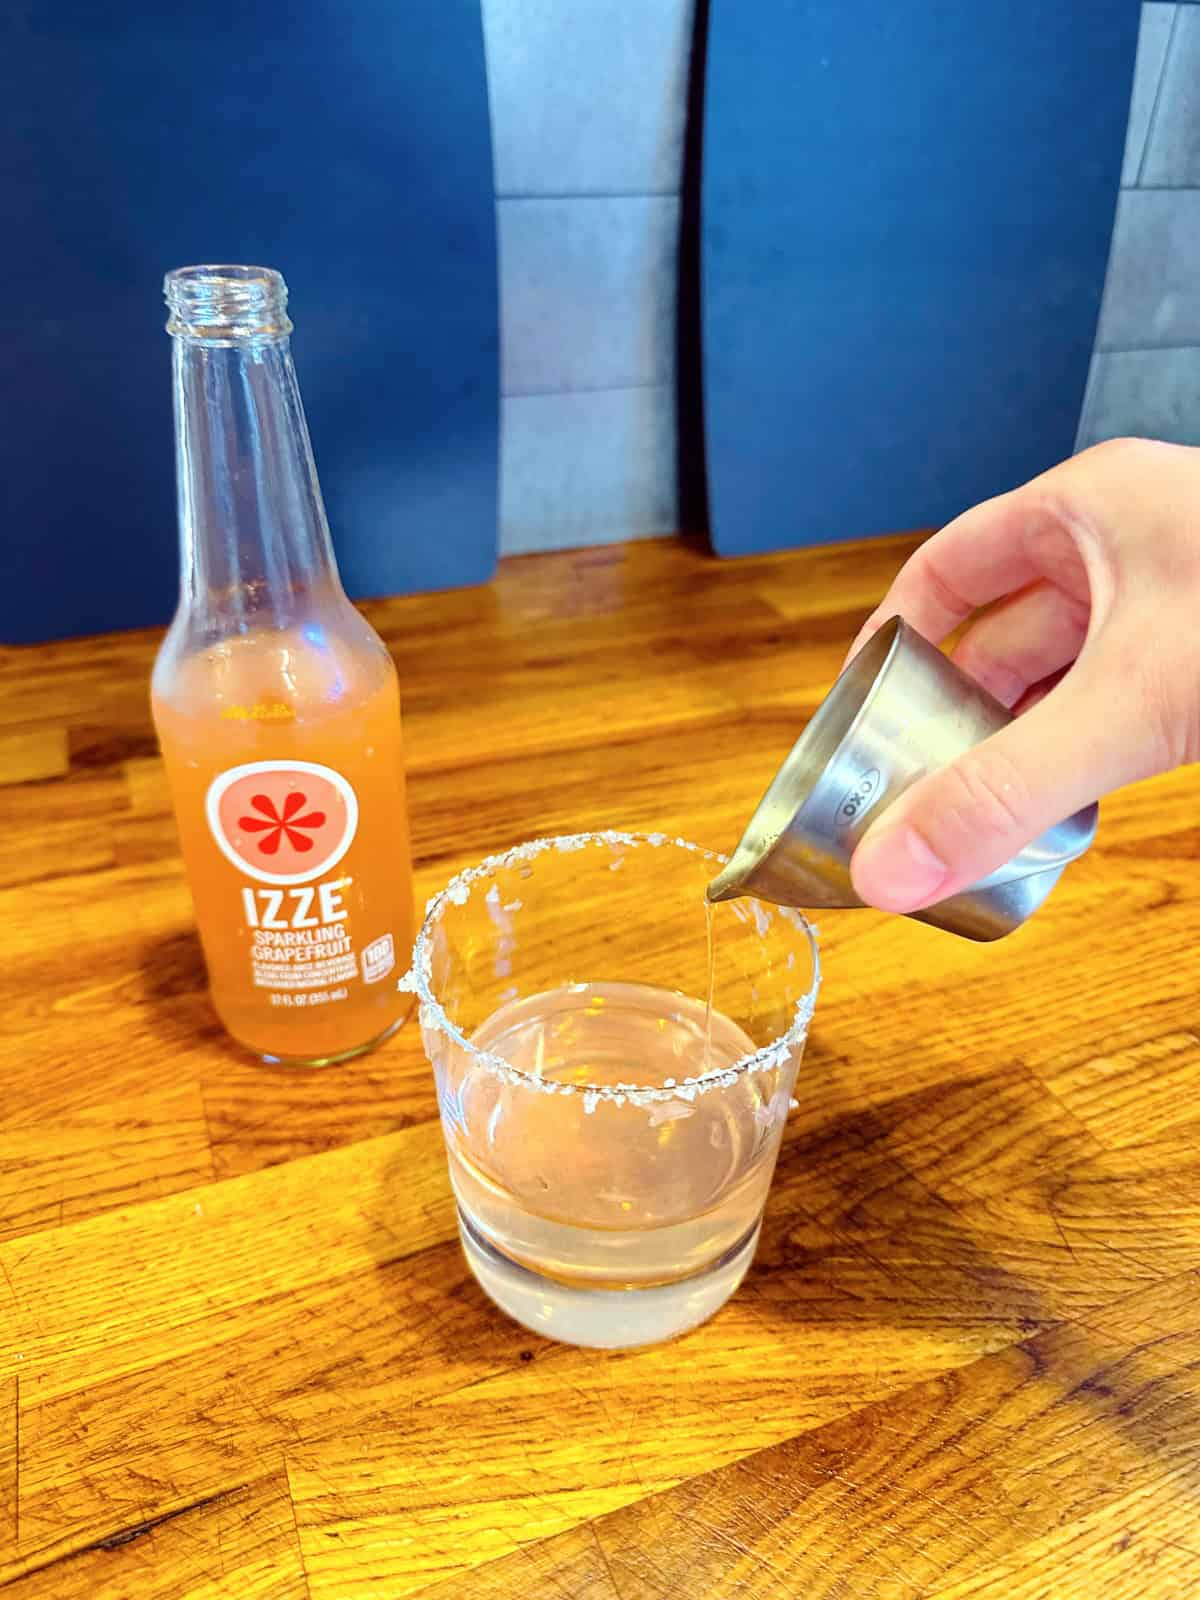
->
left=205, top=761, right=391, bottom=1004
left=206, top=759, right=358, bottom=885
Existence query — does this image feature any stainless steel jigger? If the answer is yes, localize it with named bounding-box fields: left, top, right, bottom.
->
left=707, top=616, right=1098, bottom=941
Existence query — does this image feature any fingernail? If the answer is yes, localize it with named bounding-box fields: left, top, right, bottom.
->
left=852, top=825, right=948, bottom=912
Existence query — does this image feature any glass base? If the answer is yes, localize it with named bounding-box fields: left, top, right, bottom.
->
left=458, top=1209, right=761, bottom=1349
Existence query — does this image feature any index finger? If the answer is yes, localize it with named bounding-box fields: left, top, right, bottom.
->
left=846, top=484, right=1049, bottom=661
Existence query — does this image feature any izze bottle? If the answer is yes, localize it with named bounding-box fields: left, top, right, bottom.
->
left=152, top=266, right=415, bottom=1064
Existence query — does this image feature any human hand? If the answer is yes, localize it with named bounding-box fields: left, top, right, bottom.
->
left=847, top=438, right=1200, bottom=914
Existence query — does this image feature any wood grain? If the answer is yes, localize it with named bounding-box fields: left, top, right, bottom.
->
left=0, top=727, right=68, bottom=787
left=9, top=1470, right=308, bottom=1600
left=1, top=532, right=1199, bottom=1597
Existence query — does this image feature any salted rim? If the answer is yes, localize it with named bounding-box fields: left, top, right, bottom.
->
left=400, top=829, right=821, bottom=1111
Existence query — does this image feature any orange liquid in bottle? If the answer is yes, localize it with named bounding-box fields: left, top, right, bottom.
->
left=154, top=622, right=414, bottom=1063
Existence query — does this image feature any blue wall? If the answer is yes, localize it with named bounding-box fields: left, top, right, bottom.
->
left=5, top=0, right=1196, bottom=640
left=0, top=0, right=498, bottom=643
left=700, top=0, right=1137, bottom=557
left=486, top=2, right=1183, bottom=557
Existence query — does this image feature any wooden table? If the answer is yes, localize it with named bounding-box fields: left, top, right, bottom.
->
left=1, top=533, right=1198, bottom=1599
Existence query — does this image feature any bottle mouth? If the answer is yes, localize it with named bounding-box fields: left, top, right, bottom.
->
left=164, top=264, right=293, bottom=342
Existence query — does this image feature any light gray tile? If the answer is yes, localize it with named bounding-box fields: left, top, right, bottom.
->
left=1123, top=4, right=1175, bottom=184
left=1096, top=189, right=1200, bottom=348
left=498, top=196, right=679, bottom=395
left=1075, top=354, right=1104, bottom=451
left=1142, top=6, right=1200, bottom=184
left=482, top=0, right=695, bottom=196
left=499, top=385, right=677, bottom=553
left=1076, top=347, right=1200, bottom=448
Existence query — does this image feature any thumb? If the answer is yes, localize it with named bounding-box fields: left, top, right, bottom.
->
left=849, top=664, right=1136, bottom=914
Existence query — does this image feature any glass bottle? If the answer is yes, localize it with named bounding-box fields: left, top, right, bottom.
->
left=152, top=265, right=415, bottom=1065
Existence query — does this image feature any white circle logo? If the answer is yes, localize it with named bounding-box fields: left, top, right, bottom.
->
left=205, top=760, right=359, bottom=886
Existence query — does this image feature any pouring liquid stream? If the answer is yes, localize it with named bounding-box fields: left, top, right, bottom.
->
left=703, top=894, right=716, bottom=1072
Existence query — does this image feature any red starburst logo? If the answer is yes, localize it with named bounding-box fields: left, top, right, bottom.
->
left=238, top=792, right=328, bottom=856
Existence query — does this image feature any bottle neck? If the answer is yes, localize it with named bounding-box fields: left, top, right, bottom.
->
left=169, top=271, right=344, bottom=630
